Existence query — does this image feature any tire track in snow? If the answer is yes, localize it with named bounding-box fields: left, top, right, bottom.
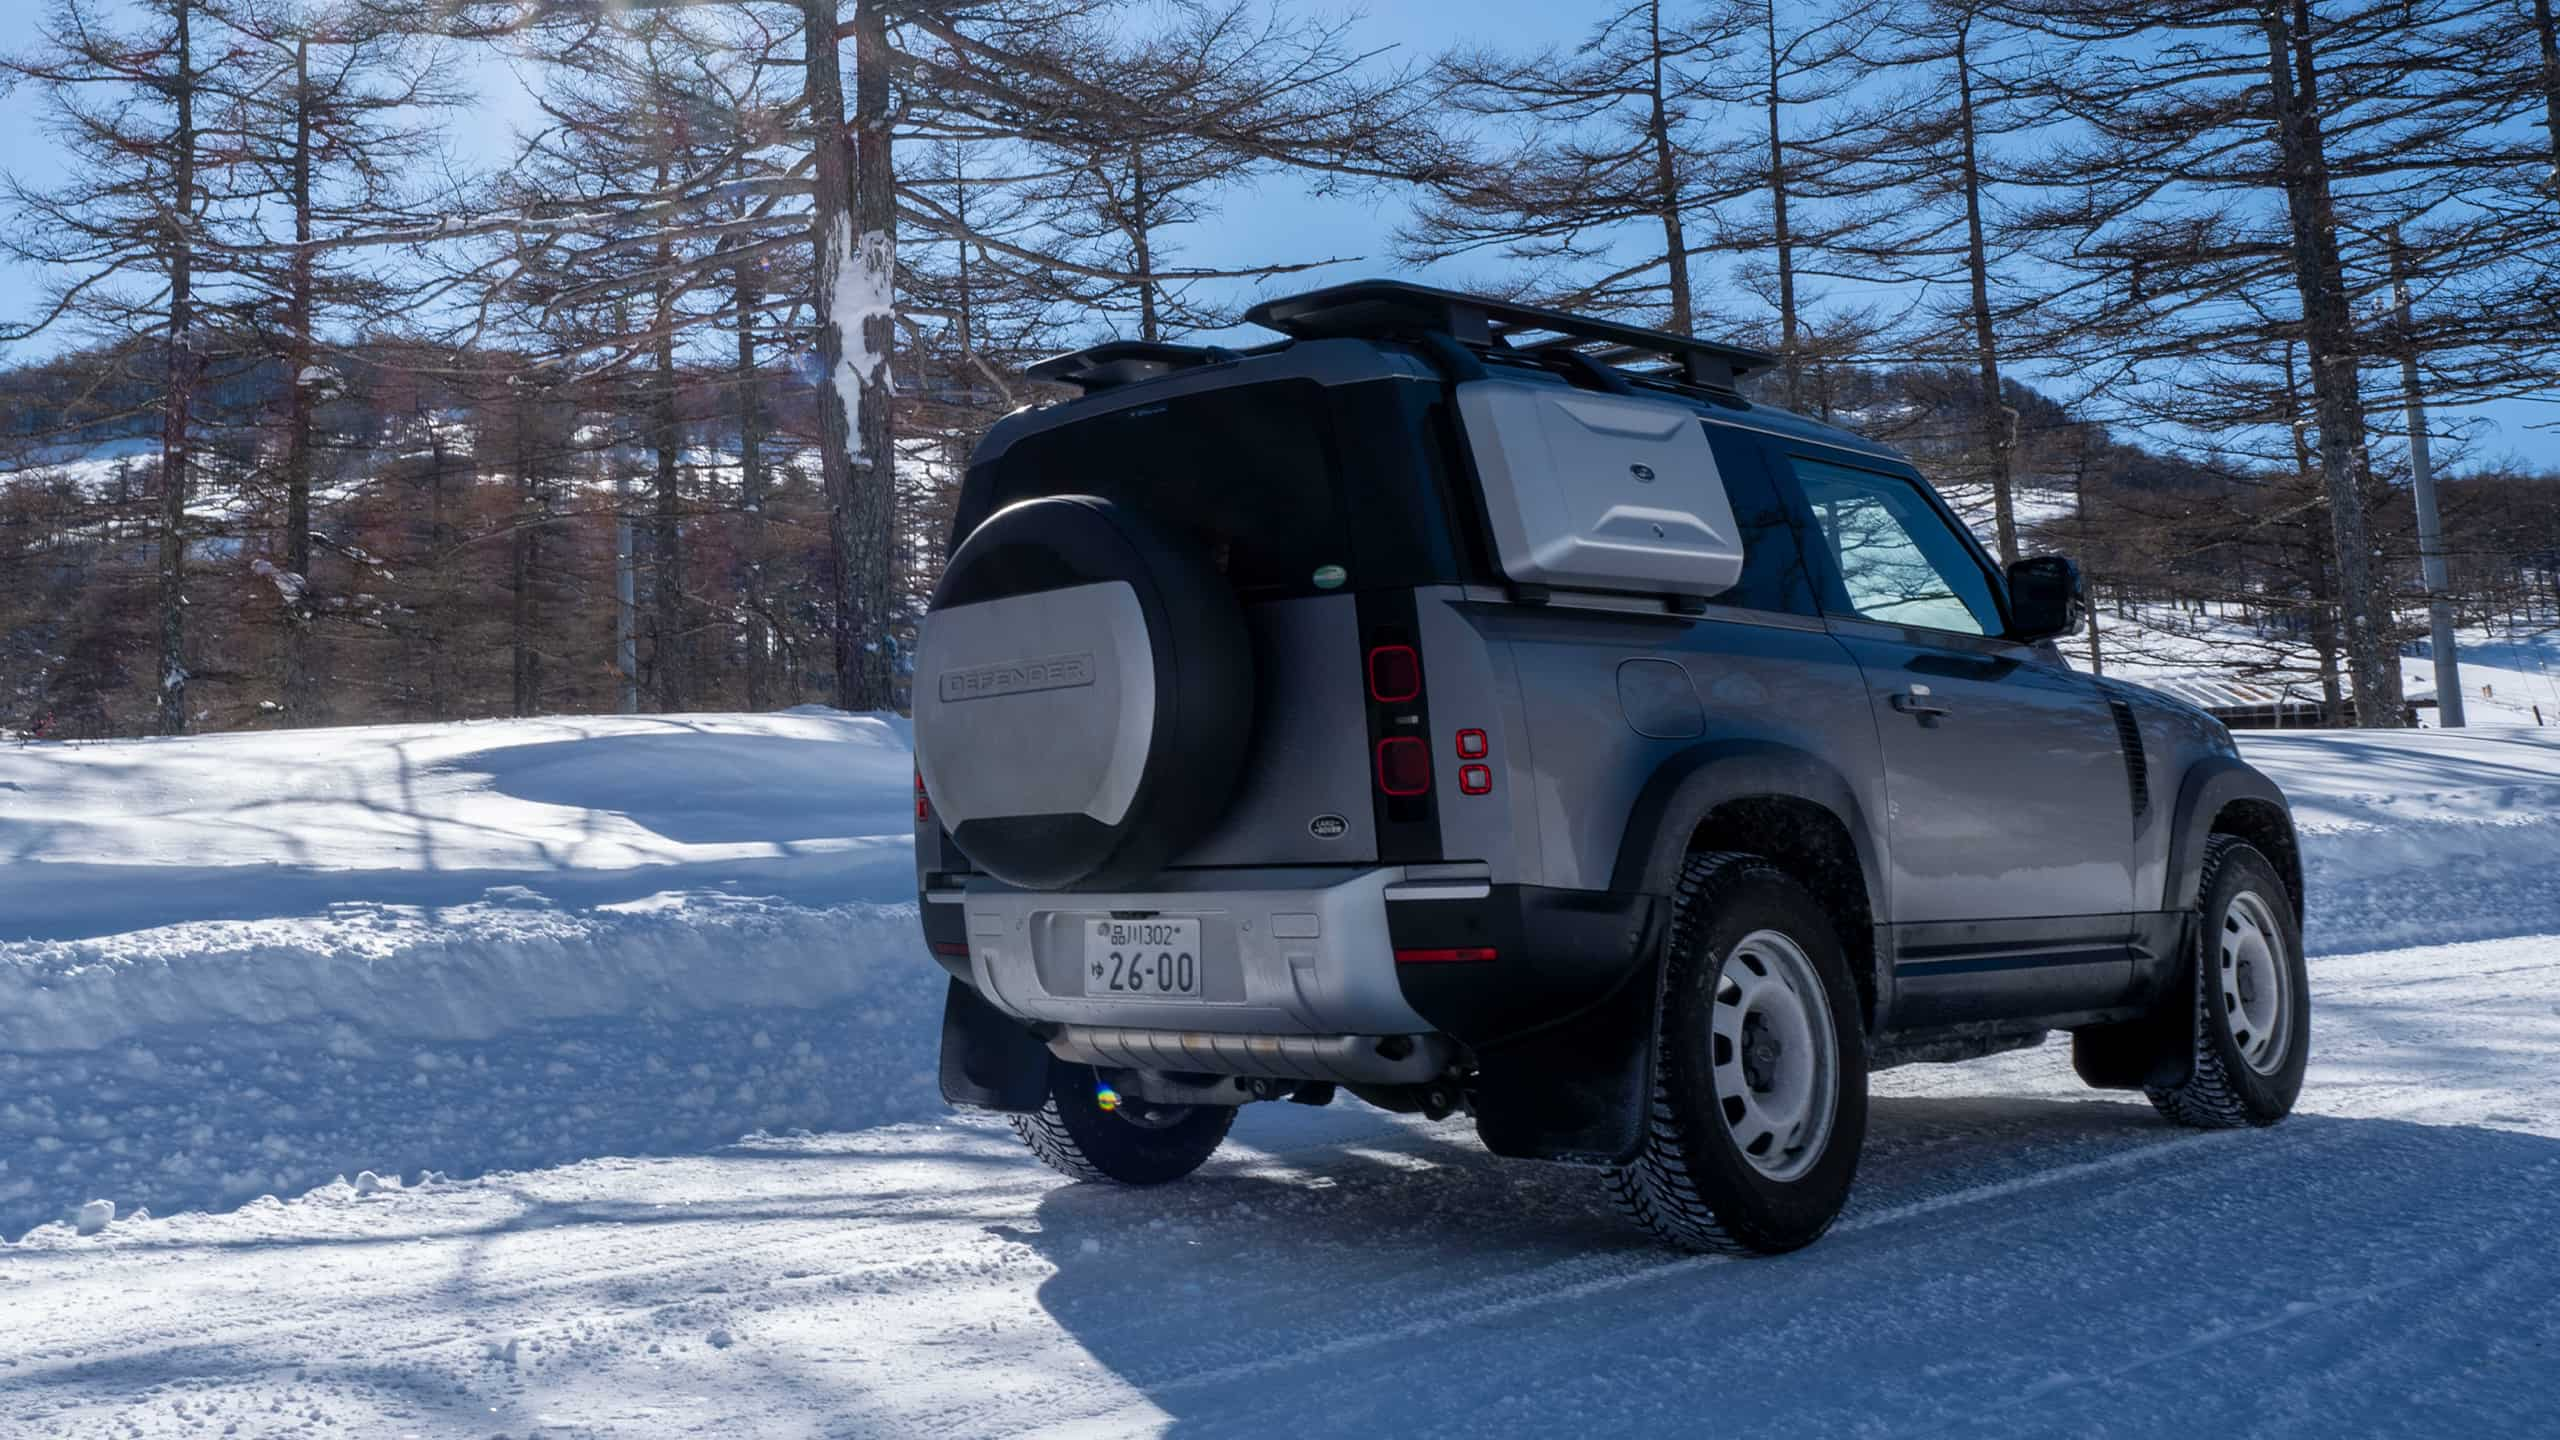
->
left=993, top=1123, right=2361, bottom=1438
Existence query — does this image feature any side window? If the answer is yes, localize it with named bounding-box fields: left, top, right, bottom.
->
left=1789, top=456, right=2005, bottom=637
left=1699, top=425, right=1820, bottom=616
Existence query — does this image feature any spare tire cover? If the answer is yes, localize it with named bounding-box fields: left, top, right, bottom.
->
left=915, top=494, right=1254, bottom=890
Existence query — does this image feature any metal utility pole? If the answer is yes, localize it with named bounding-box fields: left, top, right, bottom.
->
left=2389, top=228, right=2464, bottom=727
left=615, top=465, right=639, bottom=715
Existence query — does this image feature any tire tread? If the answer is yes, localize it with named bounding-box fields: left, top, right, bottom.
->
left=2145, top=835, right=2266, bottom=1129
left=1011, top=1100, right=1113, bottom=1183
left=1604, top=851, right=1777, bottom=1255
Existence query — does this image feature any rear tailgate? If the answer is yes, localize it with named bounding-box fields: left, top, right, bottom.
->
left=960, top=379, right=1395, bottom=871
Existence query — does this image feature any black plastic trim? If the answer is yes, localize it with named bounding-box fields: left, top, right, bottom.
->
left=937, top=978, right=1052, bottom=1113
left=1885, top=914, right=2136, bottom=1029
left=920, top=892, right=970, bottom=981
left=2162, top=757, right=2300, bottom=920
left=1356, top=587, right=1443, bottom=864
left=1388, top=883, right=1668, bottom=1164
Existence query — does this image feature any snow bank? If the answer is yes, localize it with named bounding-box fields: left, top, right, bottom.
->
left=0, top=709, right=916, bottom=945
left=1, top=712, right=935, bottom=1235
left=2240, top=726, right=2560, bottom=954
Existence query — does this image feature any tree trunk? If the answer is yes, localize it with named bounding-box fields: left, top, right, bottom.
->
left=1954, top=21, right=2018, bottom=566
left=736, top=240, right=771, bottom=712
left=1764, top=0, right=1800, bottom=407
left=2534, top=0, right=2560, bottom=180
left=807, top=0, right=899, bottom=712
left=1647, top=0, right=1695, bottom=334
left=2390, top=228, right=2464, bottom=726
left=1130, top=145, right=1159, bottom=342
left=2282, top=346, right=2345, bottom=721
left=510, top=381, right=540, bottom=718
left=2262, top=0, right=2402, bottom=726
left=157, top=0, right=200, bottom=736
left=427, top=424, right=453, bottom=720
left=283, top=35, right=321, bottom=724
left=651, top=170, right=686, bottom=714
left=2071, top=434, right=2102, bottom=674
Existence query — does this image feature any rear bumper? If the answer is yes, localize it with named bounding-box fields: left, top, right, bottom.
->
left=927, top=867, right=1666, bottom=1162
left=923, top=865, right=1660, bottom=1052
left=931, top=865, right=1437, bottom=1037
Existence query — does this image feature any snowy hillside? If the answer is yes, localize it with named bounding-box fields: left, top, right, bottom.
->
left=2076, top=606, right=2560, bottom=728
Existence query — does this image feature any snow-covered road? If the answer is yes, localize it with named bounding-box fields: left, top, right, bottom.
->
left=9, top=932, right=2555, bottom=1439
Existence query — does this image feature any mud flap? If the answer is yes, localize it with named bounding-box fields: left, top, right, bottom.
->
left=937, top=979, right=1052, bottom=1113
left=2071, top=914, right=2199, bottom=1091
left=1466, top=906, right=1669, bottom=1167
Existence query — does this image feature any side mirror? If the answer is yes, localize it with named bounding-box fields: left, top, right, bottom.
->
left=2006, top=555, right=2086, bottom=644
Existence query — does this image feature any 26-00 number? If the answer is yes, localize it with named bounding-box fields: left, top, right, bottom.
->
left=1097, top=949, right=1197, bottom=995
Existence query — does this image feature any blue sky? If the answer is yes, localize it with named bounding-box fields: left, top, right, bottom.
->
left=1, top=1, right=2549, bottom=471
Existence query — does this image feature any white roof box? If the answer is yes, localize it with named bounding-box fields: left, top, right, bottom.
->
left=1454, top=377, right=1744, bottom=598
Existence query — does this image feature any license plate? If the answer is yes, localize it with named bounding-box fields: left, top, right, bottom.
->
left=1082, top=918, right=1204, bottom=999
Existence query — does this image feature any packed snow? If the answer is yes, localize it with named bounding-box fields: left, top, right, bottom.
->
left=3, top=713, right=2557, bottom=1437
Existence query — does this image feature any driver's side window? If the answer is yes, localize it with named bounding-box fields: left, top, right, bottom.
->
left=1791, top=457, right=2004, bottom=638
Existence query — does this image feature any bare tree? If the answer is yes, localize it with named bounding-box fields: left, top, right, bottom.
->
left=1399, top=2, right=1755, bottom=334
left=2006, top=0, right=2534, bottom=723
left=2, top=0, right=257, bottom=733
left=1837, top=0, right=2056, bottom=562
left=211, top=0, right=461, bottom=721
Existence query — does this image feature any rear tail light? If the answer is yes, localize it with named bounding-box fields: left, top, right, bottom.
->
left=1458, top=764, right=1492, bottom=795
left=1374, top=736, right=1431, bottom=796
left=1367, top=644, right=1421, bottom=703
left=915, top=767, right=930, bottom=822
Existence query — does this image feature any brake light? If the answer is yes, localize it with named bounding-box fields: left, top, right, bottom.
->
left=1395, top=946, right=1497, bottom=964
left=915, top=767, right=929, bottom=822
left=1375, top=736, right=1431, bottom=796
left=1455, top=728, right=1488, bottom=759
left=1367, top=644, right=1421, bottom=703
left=1459, top=764, right=1492, bottom=795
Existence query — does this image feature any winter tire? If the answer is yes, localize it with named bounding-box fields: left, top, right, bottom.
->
left=1011, top=1057, right=1236, bottom=1186
left=1605, top=853, right=1868, bottom=1254
left=2146, top=837, right=2309, bottom=1128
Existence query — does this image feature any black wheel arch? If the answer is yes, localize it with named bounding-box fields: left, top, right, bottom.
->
left=1609, top=738, right=1891, bottom=1032
left=2163, top=756, right=2302, bottom=924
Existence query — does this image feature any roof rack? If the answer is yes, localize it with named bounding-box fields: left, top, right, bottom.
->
left=1242, top=279, right=1773, bottom=394
left=1024, top=340, right=1239, bottom=394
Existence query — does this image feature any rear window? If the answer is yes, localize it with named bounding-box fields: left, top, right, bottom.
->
left=974, top=381, right=1354, bottom=600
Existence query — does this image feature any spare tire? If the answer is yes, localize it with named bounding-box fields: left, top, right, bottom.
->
left=915, top=495, right=1254, bottom=890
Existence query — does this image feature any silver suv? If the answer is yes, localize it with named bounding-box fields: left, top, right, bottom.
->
left=911, top=281, right=2308, bottom=1253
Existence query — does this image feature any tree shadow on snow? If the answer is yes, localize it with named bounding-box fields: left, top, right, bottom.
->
left=1013, top=1097, right=2560, bottom=1437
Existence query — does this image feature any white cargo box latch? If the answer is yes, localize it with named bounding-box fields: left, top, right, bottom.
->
left=1454, top=378, right=1744, bottom=598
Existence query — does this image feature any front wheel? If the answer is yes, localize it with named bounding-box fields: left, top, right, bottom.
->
left=2146, top=837, right=2309, bottom=1128
left=1605, top=854, right=1868, bottom=1254
left=1011, top=1058, right=1235, bottom=1185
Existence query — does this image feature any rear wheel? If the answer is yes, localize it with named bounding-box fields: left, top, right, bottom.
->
left=1011, top=1058, right=1235, bottom=1186
left=2146, top=837, right=2308, bottom=1128
left=1605, top=854, right=1868, bottom=1254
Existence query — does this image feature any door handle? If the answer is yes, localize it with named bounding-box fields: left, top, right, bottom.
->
left=1889, top=690, right=1950, bottom=720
